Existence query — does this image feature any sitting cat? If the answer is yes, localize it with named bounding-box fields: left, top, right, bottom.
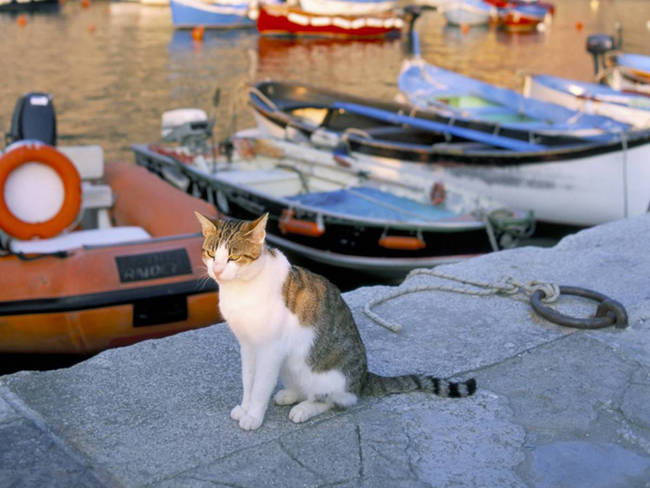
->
left=195, top=211, right=476, bottom=431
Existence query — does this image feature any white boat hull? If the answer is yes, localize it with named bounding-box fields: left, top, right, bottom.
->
left=299, top=0, right=396, bottom=15
left=443, top=1, right=493, bottom=26
left=523, top=74, right=650, bottom=129
left=253, top=116, right=650, bottom=227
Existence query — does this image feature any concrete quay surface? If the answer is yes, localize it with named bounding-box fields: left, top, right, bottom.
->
left=1, top=215, right=650, bottom=488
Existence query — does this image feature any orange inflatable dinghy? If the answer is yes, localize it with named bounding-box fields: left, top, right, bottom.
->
left=0, top=148, right=221, bottom=354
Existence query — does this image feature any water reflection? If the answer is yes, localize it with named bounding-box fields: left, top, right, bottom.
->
left=441, top=24, right=490, bottom=44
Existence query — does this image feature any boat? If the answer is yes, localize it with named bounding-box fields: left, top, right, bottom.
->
left=398, top=54, right=629, bottom=136
left=132, top=129, right=534, bottom=279
left=248, top=79, right=650, bottom=227
left=485, top=0, right=554, bottom=15
left=584, top=33, right=650, bottom=97
left=0, top=0, right=59, bottom=12
left=0, top=93, right=221, bottom=354
left=298, top=0, right=397, bottom=15
left=610, top=52, right=650, bottom=95
left=441, top=0, right=496, bottom=27
left=497, top=2, right=547, bottom=32
left=169, top=0, right=255, bottom=29
left=523, top=73, right=650, bottom=129
left=256, top=2, right=409, bottom=38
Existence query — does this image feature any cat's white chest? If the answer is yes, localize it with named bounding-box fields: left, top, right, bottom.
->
left=218, top=259, right=292, bottom=344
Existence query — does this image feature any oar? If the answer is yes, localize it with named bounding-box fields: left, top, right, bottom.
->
left=332, top=101, right=547, bottom=152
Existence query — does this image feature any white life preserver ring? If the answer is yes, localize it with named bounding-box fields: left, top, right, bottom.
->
left=0, top=142, right=82, bottom=240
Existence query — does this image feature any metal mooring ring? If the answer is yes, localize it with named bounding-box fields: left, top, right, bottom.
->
left=530, top=286, right=628, bottom=329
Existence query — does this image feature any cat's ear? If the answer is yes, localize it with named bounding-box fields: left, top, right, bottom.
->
left=247, top=212, right=269, bottom=244
left=194, top=211, right=217, bottom=236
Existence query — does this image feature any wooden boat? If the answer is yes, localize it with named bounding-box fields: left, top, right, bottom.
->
left=610, top=53, right=650, bottom=95
left=298, top=0, right=397, bottom=15
left=523, top=73, right=650, bottom=129
left=131, top=133, right=534, bottom=279
left=442, top=0, right=496, bottom=27
left=583, top=33, right=650, bottom=98
left=485, top=0, right=554, bottom=15
left=248, top=79, right=650, bottom=227
left=397, top=41, right=629, bottom=136
left=169, top=0, right=255, bottom=29
left=256, top=2, right=407, bottom=38
left=0, top=144, right=220, bottom=354
left=497, top=2, right=546, bottom=32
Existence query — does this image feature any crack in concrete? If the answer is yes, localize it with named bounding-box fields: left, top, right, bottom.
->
left=277, top=438, right=325, bottom=482
left=355, top=424, right=364, bottom=481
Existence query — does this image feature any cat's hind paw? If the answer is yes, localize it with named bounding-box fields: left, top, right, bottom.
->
left=230, top=405, right=246, bottom=421
left=238, top=412, right=264, bottom=431
left=274, top=389, right=301, bottom=406
left=289, top=401, right=331, bottom=423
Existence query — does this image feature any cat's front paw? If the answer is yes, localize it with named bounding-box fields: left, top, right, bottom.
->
left=238, top=412, right=264, bottom=431
left=230, top=405, right=246, bottom=421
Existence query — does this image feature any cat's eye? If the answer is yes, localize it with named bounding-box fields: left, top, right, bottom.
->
left=205, top=249, right=215, bottom=258
left=228, top=254, right=241, bottom=262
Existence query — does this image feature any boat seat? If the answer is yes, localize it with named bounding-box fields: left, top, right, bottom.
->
left=58, top=145, right=104, bottom=180
left=59, top=145, right=114, bottom=228
left=217, top=168, right=303, bottom=194
left=10, top=226, right=152, bottom=254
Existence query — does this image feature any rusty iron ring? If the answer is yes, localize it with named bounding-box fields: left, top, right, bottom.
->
left=530, top=286, right=628, bottom=330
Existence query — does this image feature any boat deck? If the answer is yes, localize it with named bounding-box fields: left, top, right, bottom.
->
left=288, top=186, right=455, bottom=222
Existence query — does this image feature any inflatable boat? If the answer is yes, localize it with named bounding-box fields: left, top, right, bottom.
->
left=0, top=96, right=221, bottom=353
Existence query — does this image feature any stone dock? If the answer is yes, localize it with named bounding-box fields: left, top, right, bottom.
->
left=1, top=215, right=650, bottom=487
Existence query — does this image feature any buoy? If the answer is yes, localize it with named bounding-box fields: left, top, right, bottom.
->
left=17, top=14, right=27, bottom=27
left=191, top=25, right=205, bottom=41
left=81, top=0, right=90, bottom=8
left=460, top=23, right=470, bottom=34
left=575, top=21, right=583, bottom=31
left=88, top=23, right=95, bottom=32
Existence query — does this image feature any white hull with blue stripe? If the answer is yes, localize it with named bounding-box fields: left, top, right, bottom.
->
left=398, top=57, right=630, bottom=136
left=250, top=80, right=650, bottom=227
left=523, top=73, right=650, bottom=129
left=169, top=0, right=255, bottom=29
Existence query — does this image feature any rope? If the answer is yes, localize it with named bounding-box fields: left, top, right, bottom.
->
left=363, top=268, right=560, bottom=333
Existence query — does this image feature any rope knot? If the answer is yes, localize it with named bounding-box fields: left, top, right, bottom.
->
left=526, top=281, right=560, bottom=303
left=494, top=277, right=521, bottom=296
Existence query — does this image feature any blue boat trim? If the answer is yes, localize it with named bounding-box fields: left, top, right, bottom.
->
left=399, top=58, right=631, bottom=134
left=170, top=0, right=255, bottom=29
left=332, top=101, right=548, bottom=151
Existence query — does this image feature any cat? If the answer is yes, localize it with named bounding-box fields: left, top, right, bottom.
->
left=195, top=211, right=476, bottom=431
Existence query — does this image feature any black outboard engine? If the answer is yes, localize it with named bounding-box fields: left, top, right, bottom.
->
left=586, top=34, right=616, bottom=80
left=5, top=92, right=57, bottom=147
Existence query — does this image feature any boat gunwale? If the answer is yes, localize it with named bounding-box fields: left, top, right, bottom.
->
left=0, top=278, right=217, bottom=317
left=250, top=80, right=650, bottom=166
left=131, top=143, right=488, bottom=232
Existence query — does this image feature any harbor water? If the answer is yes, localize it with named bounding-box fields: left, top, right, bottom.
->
left=1, top=0, right=648, bottom=165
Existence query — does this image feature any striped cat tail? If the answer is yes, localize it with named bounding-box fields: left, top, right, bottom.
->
left=362, top=373, right=476, bottom=398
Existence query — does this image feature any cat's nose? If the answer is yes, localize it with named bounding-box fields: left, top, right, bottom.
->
left=212, top=262, right=226, bottom=277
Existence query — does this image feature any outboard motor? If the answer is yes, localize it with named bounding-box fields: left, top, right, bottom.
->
left=161, top=108, right=215, bottom=154
left=5, top=92, right=57, bottom=147
left=586, top=33, right=616, bottom=79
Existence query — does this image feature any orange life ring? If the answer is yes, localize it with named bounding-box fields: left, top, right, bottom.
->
left=0, top=143, right=82, bottom=240
left=430, top=182, right=446, bottom=206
